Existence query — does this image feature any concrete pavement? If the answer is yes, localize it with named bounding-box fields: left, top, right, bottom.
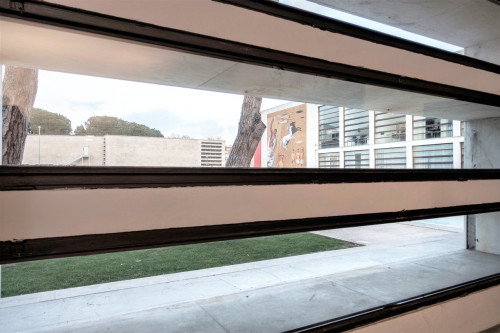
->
left=1, top=223, right=498, bottom=332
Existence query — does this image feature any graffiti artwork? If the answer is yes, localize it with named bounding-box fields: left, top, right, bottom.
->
left=266, top=105, right=306, bottom=168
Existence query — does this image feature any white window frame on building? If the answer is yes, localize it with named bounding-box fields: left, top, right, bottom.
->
left=315, top=107, right=464, bottom=169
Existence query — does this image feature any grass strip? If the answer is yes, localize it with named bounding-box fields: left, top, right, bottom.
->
left=1, top=232, right=358, bottom=297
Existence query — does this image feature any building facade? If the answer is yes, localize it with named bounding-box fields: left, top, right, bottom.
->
left=260, top=103, right=464, bottom=169
left=22, top=135, right=226, bottom=167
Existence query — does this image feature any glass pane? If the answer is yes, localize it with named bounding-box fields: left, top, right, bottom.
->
left=413, top=143, right=453, bottom=168
left=318, top=152, right=340, bottom=168
left=344, top=150, right=369, bottom=168
left=413, top=116, right=453, bottom=140
left=375, top=147, right=406, bottom=169
left=318, top=105, right=340, bottom=149
left=344, top=108, right=369, bottom=147
left=375, top=112, right=406, bottom=144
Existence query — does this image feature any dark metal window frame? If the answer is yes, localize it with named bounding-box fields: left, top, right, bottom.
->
left=0, top=0, right=499, bottom=107
left=216, top=0, right=500, bottom=75
left=1, top=1, right=499, bottom=331
left=1, top=167, right=500, bottom=265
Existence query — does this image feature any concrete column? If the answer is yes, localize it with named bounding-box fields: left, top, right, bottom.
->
left=368, top=110, right=375, bottom=145
left=406, top=115, right=413, bottom=168
left=339, top=149, right=345, bottom=168
left=466, top=214, right=476, bottom=250
left=338, top=107, right=345, bottom=168
left=338, top=107, right=345, bottom=148
left=368, top=111, right=375, bottom=168
left=306, top=104, right=319, bottom=168
left=452, top=141, right=462, bottom=169
left=369, top=148, right=375, bottom=168
left=464, top=118, right=500, bottom=255
left=452, top=120, right=461, bottom=137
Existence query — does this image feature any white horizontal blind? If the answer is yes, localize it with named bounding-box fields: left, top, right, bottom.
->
left=344, top=150, right=369, bottom=168
left=375, top=112, right=406, bottom=144
left=319, top=106, right=340, bottom=149
left=413, top=143, right=453, bottom=168
left=375, top=147, right=407, bottom=169
left=413, top=117, right=453, bottom=140
left=318, top=152, right=340, bottom=168
left=344, top=109, right=369, bottom=147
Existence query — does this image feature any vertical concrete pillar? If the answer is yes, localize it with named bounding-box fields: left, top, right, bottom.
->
left=338, top=107, right=345, bottom=148
left=405, top=115, right=413, bottom=168
left=368, top=111, right=375, bottom=168
left=464, top=118, right=500, bottom=255
left=306, top=104, right=319, bottom=168
left=452, top=120, right=462, bottom=169
left=339, top=107, right=345, bottom=168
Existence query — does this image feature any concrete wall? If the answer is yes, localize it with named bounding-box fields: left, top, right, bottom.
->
left=464, top=118, right=500, bottom=169
left=464, top=118, right=500, bottom=255
left=22, top=135, right=104, bottom=166
left=22, top=135, right=225, bottom=167
left=103, top=136, right=202, bottom=167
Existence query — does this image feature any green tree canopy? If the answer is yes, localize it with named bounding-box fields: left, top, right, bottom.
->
left=74, top=116, right=163, bottom=137
left=29, top=108, right=72, bottom=135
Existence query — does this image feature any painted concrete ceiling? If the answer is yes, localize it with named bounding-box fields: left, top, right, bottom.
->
left=310, top=0, right=500, bottom=64
left=1, top=1, right=499, bottom=121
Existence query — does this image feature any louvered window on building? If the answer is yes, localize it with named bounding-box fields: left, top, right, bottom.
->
left=375, top=112, right=406, bottom=144
left=318, top=152, right=340, bottom=168
left=413, top=144, right=454, bottom=169
left=201, top=141, right=223, bottom=167
left=344, top=108, right=369, bottom=147
left=375, top=147, right=406, bottom=169
left=318, top=106, right=340, bottom=149
left=413, top=116, right=453, bottom=140
left=344, top=150, right=369, bottom=169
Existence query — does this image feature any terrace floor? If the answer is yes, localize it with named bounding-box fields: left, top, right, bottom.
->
left=1, top=221, right=499, bottom=332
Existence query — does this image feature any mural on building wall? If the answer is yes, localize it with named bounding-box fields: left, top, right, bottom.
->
left=266, top=105, right=307, bottom=168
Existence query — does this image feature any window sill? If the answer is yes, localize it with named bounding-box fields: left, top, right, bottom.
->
left=1, top=225, right=499, bottom=332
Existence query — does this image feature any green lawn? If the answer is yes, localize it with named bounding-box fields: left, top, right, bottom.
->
left=1, top=233, right=358, bottom=298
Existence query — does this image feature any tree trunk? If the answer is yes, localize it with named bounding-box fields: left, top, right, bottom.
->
left=226, top=96, right=265, bottom=167
left=226, top=0, right=277, bottom=167
left=2, top=66, right=38, bottom=165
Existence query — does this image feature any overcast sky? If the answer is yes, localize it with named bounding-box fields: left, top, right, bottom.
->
left=31, top=0, right=462, bottom=144
left=34, top=71, right=289, bottom=143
